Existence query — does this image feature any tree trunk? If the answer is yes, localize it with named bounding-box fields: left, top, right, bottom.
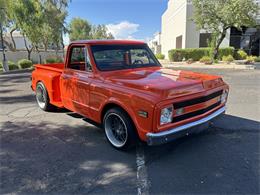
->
left=35, top=46, right=42, bottom=64
left=0, top=22, right=9, bottom=72
left=28, top=50, right=32, bottom=60
left=213, top=29, right=227, bottom=59
left=10, top=28, right=17, bottom=51
left=3, top=39, right=14, bottom=51
left=44, top=40, right=48, bottom=51
left=60, top=33, right=65, bottom=58
left=23, top=35, right=33, bottom=60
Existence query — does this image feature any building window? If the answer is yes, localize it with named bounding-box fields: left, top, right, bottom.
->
left=176, top=35, right=182, bottom=49
left=199, top=33, right=211, bottom=47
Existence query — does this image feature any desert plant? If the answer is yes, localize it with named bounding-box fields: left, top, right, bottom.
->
left=8, top=61, right=19, bottom=70
left=45, top=56, right=63, bottom=64
left=236, top=49, right=248, bottom=60
left=246, top=56, right=257, bottom=63
left=155, top=53, right=165, bottom=60
left=199, top=56, right=212, bottom=64
left=254, top=56, right=260, bottom=62
left=222, top=55, right=234, bottom=63
left=18, top=59, right=33, bottom=69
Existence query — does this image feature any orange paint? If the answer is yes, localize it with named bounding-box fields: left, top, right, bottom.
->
left=31, top=40, right=229, bottom=142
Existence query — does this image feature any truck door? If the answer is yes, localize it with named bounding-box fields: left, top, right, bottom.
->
left=60, top=44, right=92, bottom=114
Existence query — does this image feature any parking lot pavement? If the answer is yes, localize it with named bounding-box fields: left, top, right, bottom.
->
left=0, top=69, right=259, bottom=194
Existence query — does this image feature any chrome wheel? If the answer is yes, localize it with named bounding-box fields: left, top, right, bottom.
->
left=104, top=113, right=128, bottom=148
left=36, top=84, right=47, bottom=109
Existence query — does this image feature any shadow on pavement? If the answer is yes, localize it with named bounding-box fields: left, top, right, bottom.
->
left=0, top=94, right=35, bottom=104
left=0, top=74, right=31, bottom=84
left=143, top=114, right=259, bottom=194
left=0, top=121, right=137, bottom=194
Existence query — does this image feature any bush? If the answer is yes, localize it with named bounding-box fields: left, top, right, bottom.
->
left=168, top=47, right=234, bottom=62
left=236, top=49, right=248, bottom=60
left=155, top=53, right=165, bottom=60
left=254, top=56, right=260, bottom=62
left=169, top=48, right=209, bottom=61
left=200, top=56, right=212, bottom=64
left=218, top=47, right=235, bottom=60
left=246, top=56, right=257, bottom=63
left=0, top=62, right=2, bottom=68
left=8, top=61, right=19, bottom=70
left=222, top=55, right=234, bottom=63
left=18, top=59, right=33, bottom=69
left=45, top=56, right=63, bottom=64
left=186, top=58, right=194, bottom=64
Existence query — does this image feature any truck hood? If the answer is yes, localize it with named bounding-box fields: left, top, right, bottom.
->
left=103, top=67, right=224, bottom=99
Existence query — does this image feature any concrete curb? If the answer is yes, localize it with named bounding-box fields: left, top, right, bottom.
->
left=162, top=63, right=255, bottom=70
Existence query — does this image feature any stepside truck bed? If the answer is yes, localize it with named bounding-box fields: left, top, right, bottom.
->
left=31, top=63, right=65, bottom=107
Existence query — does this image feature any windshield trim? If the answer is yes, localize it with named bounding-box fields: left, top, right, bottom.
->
left=90, top=44, right=161, bottom=72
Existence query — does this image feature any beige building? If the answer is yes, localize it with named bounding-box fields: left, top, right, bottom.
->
left=160, top=0, right=260, bottom=58
left=148, top=32, right=162, bottom=54
left=161, top=0, right=230, bottom=58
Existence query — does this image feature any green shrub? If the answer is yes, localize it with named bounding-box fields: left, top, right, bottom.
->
left=155, top=53, right=165, bottom=60
left=0, top=62, right=2, bottom=68
left=45, top=56, right=63, bottom=64
left=168, top=47, right=234, bottom=62
left=222, top=55, right=234, bottom=63
left=246, top=56, right=257, bottom=63
left=218, top=47, right=235, bottom=60
left=8, top=61, right=19, bottom=70
left=254, top=56, right=260, bottom=62
left=214, top=59, right=219, bottom=64
left=18, top=59, right=33, bottom=69
left=200, top=56, right=212, bottom=64
left=236, top=49, right=248, bottom=60
left=169, top=48, right=209, bottom=61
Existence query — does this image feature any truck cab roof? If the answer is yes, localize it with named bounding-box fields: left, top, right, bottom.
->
left=70, top=39, right=146, bottom=45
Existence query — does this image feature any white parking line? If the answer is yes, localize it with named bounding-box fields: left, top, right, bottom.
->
left=136, top=144, right=149, bottom=195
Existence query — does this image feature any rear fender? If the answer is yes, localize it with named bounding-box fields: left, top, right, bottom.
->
left=32, top=69, right=62, bottom=107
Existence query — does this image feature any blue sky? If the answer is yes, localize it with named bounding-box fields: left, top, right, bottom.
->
left=65, top=0, right=167, bottom=43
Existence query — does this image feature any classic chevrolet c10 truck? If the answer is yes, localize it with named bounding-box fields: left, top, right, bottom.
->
left=31, top=40, right=229, bottom=150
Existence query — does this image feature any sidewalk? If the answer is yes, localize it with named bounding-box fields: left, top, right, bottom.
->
left=160, top=60, right=256, bottom=70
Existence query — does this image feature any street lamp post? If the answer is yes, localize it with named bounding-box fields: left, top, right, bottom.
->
left=0, top=7, right=8, bottom=72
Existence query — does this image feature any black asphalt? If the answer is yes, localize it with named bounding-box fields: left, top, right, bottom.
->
left=0, top=68, right=259, bottom=194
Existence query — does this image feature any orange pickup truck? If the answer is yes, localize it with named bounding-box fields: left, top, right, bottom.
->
left=31, top=40, right=229, bottom=150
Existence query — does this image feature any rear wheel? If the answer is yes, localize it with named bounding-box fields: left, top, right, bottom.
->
left=36, top=82, right=55, bottom=111
left=103, top=108, right=138, bottom=150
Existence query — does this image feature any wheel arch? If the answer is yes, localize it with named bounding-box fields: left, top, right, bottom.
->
left=101, top=102, right=134, bottom=123
left=101, top=101, right=141, bottom=142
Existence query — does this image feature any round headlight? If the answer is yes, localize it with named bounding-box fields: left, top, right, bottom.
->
left=221, top=89, right=228, bottom=103
left=160, top=105, right=173, bottom=125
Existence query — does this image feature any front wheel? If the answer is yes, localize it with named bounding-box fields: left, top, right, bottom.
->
left=103, top=108, right=138, bottom=150
left=36, top=82, right=56, bottom=111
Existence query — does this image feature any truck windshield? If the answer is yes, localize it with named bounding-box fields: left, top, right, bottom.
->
left=90, top=44, right=161, bottom=71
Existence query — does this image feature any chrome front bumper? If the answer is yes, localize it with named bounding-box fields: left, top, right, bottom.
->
left=146, top=106, right=226, bottom=145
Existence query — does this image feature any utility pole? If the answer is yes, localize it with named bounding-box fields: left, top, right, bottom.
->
left=0, top=7, right=8, bottom=72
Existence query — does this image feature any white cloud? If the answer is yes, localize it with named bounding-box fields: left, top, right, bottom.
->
left=106, top=21, right=140, bottom=39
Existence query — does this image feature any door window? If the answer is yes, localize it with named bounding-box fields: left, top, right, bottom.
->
left=68, top=46, right=92, bottom=71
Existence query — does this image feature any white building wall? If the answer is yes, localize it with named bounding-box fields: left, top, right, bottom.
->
left=185, top=2, right=199, bottom=48
left=0, top=51, right=64, bottom=64
left=161, top=0, right=187, bottom=59
left=4, top=31, right=32, bottom=50
left=161, top=0, right=233, bottom=59
left=148, top=32, right=162, bottom=54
